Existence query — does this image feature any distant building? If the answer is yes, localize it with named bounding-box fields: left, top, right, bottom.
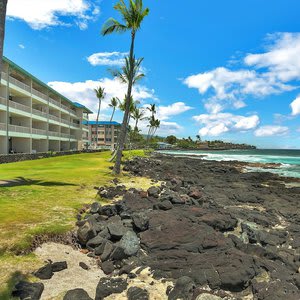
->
left=84, top=121, right=122, bottom=149
left=0, top=56, right=92, bottom=155
left=157, top=142, right=173, bottom=149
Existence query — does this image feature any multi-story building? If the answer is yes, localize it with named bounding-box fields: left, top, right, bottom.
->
left=0, top=57, right=92, bottom=155
left=85, top=121, right=121, bottom=149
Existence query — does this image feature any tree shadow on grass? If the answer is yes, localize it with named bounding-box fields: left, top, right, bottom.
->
left=0, top=271, right=24, bottom=300
left=0, top=177, right=77, bottom=187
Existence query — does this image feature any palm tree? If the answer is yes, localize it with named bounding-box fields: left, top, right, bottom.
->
left=0, top=0, right=8, bottom=83
left=147, top=103, right=156, bottom=117
left=196, top=134, right=201, bottom=142
left=102, top=0, right=149, bottom=174
left=94, top=86, right=105, bottom=147
left=131, top=105, right=145, bottom=131
left=147, top=115, right=156, bottom=142
left=151, top=118, right=160, bottom=138
left=109, top=97, right=118, bottom=122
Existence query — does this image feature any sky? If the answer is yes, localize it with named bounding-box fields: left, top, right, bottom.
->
left=3, top=0, right=300, bottom=149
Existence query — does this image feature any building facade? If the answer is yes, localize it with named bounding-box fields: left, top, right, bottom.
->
left=85, top=121, right=121, bottom=149
left=0, top=57, right=92, bottom=155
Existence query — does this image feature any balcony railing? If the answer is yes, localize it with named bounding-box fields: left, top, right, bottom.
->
left=60, top=132, right=70, bottom=138
left=70, top=134, right=76, bottom=139
left=9, top=100, right=31, bottom=113
left=60, top=118, right=70, bottom=125
left=32, top=108, right=48, bottom=118
left=9, top=76, right=31, bottom=93
left=48, top=131, right=60, bottom=137
left=32, top=128, right=47, bottom=135
left=1, top=71, right=7, bottom=81
left=48, top=114, right=60, bottom=122
left=32, top=88, right=48, bottom=101
left=49, top=97, right=60, bottom=108
left=0, top=123, right=6, bottom=131
left=70, top=123, right=80, bottom=128
left=0, top=96, right=7, bottom=106
left=8, top=124, right=31, bottom=134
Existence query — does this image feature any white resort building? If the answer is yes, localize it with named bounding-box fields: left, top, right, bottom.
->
left=0, top=57, right=92, bottom=155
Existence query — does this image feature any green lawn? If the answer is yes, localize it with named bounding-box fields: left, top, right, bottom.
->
left=0, top=150, right=148, bottom=298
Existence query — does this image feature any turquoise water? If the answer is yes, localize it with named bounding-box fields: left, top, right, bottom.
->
left=158, top=149, right=300, bottom=178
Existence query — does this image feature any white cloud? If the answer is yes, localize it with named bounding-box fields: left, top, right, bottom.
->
left=48, top=78, right=155, bottom=120
left=290, top=95, right=300, bottom=116
left=87, top=52, right=128, bottom=67
left=184, top=32, right=300, bottom=113
left=155, top=102, right=193, bottom=121
left=18, top=44, right=25, bottom=49
left=7, top=0, right=100, bottom=30
left=193, top=113, right=260, bottom=136
left=254, top=125, right=289, bottom=137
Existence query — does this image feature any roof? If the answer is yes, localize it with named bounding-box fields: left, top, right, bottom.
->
left=3, top=56, right=92, bottom=114
left=84, top=121, right=122, bottom=126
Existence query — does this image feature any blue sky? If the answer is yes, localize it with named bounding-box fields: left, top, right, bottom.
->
left=4, top=0, right=300, bottom=148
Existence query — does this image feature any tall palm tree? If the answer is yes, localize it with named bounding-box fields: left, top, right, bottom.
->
left=147, top=103, right=156, bottom=117
left=102, top=0, right=149, bottom=174
left=0, top=0, right=8, bottom=83
left=147, top=115, right=156, bottom=142
left=109, top=97, right=118, bottom=122
left=151, top=118, right=160, bottom=138
left=131, top=105, right=145, bottom=131
left=94, top=86, right=105, bottom=147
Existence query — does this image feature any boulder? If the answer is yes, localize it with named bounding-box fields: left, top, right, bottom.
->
left=86, top=234, right=104, bottom=250
left=12, top=281, right=44, bottom=300
left=90, top=202, right=101, bottom=214
left=188, top=188, right=202, bottom=200
left=168, top=276, right=195, bottom=300
left=34, top=264, right=53, bottom=280
left=63, top=288, right=92, bottom=300
left=77, top=221, right=96, bottom=245
left=127, top=286, right=149, bottom=300
left=95, top=277, right=128, bottom=300
left=196, top=294, right=222, bottom=300
left=110, top=245, right=127, bottom=261
left=157, top=200, right=173, bottom=211
left=132, top=212, right=149, bottom=231
left=107, top=222, right=127, bottom=239
left=120, top=231, right=140, bottom=256
left=101, top=261, right=115, bottom=275
left=147, top=186, right=160, bottom=198
left=100, top=241, right=114, bottom=262
left=51, top=261, right=67, bottom=272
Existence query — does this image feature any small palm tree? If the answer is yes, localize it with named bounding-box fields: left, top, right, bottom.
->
left=102, top=0, right=149, bottom=174
left=94, top=86, right=105, bottom=147
left=0, top=0, right=8, bottom=83
left=109, top=97, right=118, bottom=122
left=131, top=105, right=145, bottom=131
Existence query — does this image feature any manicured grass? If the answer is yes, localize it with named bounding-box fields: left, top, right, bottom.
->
left=0, top=149, right=149, bottom=297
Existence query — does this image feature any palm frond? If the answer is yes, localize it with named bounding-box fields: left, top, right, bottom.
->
left=101, top=18, right=127, bottom=35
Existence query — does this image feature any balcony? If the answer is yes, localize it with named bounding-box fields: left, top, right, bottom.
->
left=48, top=131, right=60, bottom=137
left=1, top=71, right=7, bottom=81
left=8, top=124, right=31, bottom=134
left=9, top=100, right=31, bottom=113
left=70, top=122, right=80, bottom=128
left=9, top=76, right=31, bottom=93
left=48, top=114, right=61, bottom=122
left=60, top=118, right=70, bottom=125
left=32, top=128, right=47, bottom=135
left=49, top=97, right=61, bottom=108
left=0, top=123, right=6, bottom=131
left=0, top=96, right=7, bottom=106
left=60, top=132, right=70, bottom=138
left=32, top=108, right=48, bottom=118
left=32, top=88, right=48, bottom=101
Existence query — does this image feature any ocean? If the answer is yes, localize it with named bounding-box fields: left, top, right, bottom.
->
left=158, top=149, right=300, bottom=179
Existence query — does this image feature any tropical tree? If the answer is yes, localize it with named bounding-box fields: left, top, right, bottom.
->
left=0, top=0, right=8, bottom=83
left=147, top=103, right=156, bottom=117
left=94, top=86, right=105, bottom=147
left=196, top=134, right=201, bottom=142
left=109, top=97, right=118, bottom=122
left=131, top=105, right=145, bottom=131
left=151, top=118, right=160, bottom=139
left=166, top=135, right=177, bottom=145
left=102, top=0, right=149, bottom=174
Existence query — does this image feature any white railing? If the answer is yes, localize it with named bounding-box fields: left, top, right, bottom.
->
left=8, top=124, right=31, bottom=134
left=0, top=96, right=7, bottom=106
left=9, top=76, right=31, bottom=93
left=70, top=123, right=80, bottom=128
left=48, top=114, right=60, bottom=122
left=32, top=88, right=48, bottom=101
left=1, top=71, right=7, bottom=81
left=9, top=100, right=31, bottom=113
left=60, top=133, right=70, bottom=138
left=70, top=134, right=76, bottom=139
left=49, top=97, right=60, bottom=107
left=60, top=118, right=70, bottom=125
left=32, top=128, right=47, bottom=135
left=32, top=108, right=48, bottom=118
left=48, top=131, right=60, bottom=137
left=0, top=123, right=6, bottom=131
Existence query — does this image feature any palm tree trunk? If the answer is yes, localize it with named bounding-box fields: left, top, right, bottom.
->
left=113, top=31, right=136, bottom=174
left=134, top=119, right=138, bottom=131
left=95, top=99, right=101, bottom=147
left=110, top=107, right=115, bottom=122
left=0, top=0, right=8, bottom=84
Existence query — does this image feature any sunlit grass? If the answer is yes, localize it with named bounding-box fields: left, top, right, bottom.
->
left=0, top=150, right=150, bottom=297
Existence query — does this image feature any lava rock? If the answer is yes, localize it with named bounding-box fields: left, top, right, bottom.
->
left=168, top=276, right=195, bottom=300
left=77, top=221, right=96, bottom=245
left=132, top=212, right=149, bottom=231
left=34, top=264, right=53, bottom=280
left=101, top=261, right=115, bottom=275
left=119, top=230, right=140, bottom=256
left=79, top=262, right=90, bottom=270
left=107, top=222, right=127, bottom=239
left=100, top=241, right=114, bottom=262
left=12, top=281, right=44, bottom=300
left=51, top=261, right=67, bottom=272
left=86, top=234, right=105, bottom=250
left=63, top=288, right=92, bottom=300
left=157, top=200, right=173, bottom=210
left=127, top=286, right=149, bottom=300
left=95, top=277, right=128, bottom=300
left=90, top=202, right=101, bottom=214
left=147, top=186, right=160, bottom=198
left=110, top=245, right=127, bottom=261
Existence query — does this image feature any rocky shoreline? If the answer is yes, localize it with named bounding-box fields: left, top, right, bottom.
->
left=14, top=154, right=300, bottom=299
